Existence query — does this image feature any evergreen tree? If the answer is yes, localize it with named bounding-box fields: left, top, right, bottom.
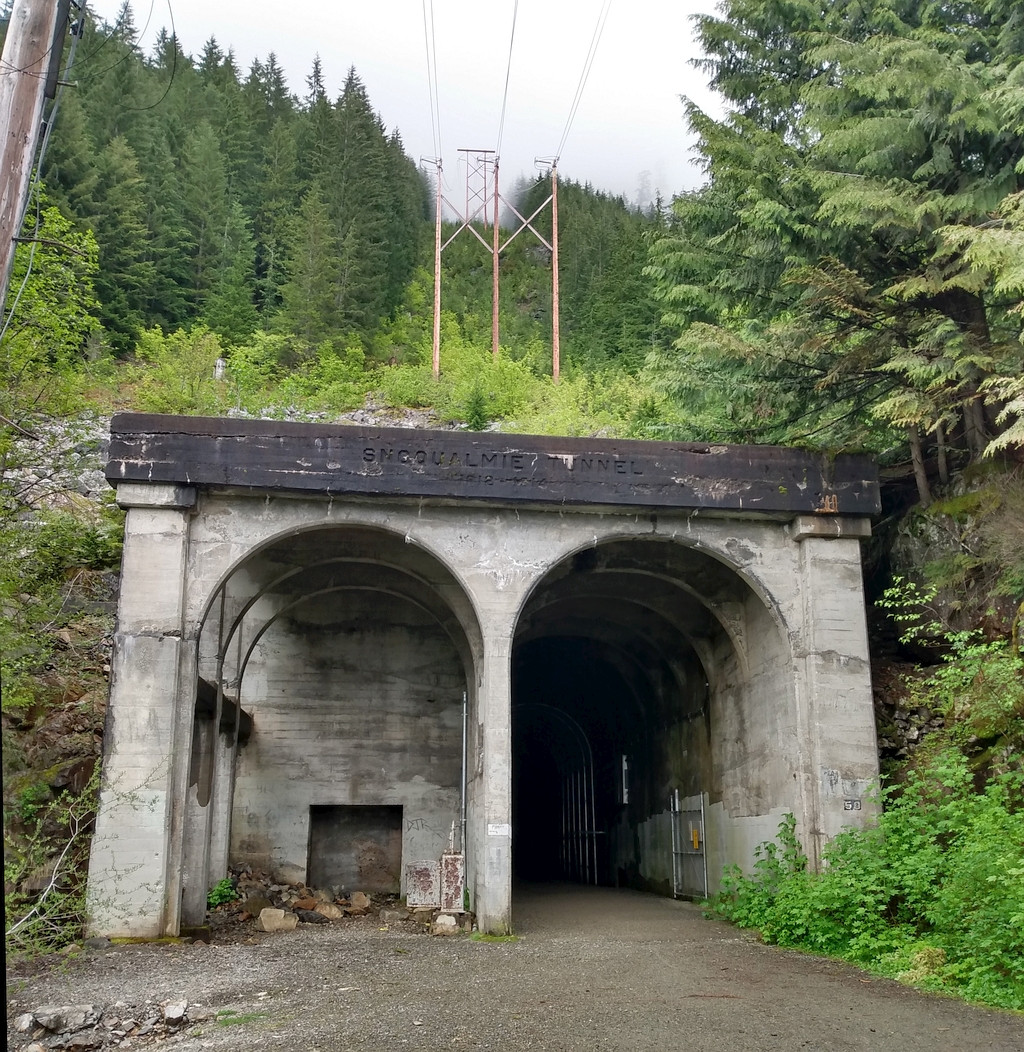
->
left=647, top=0, right=1024, bottom=475
left=88, top=137, right=155, bottom=353
left=179, top=121, right=232, bottom=308
left=277, top=182, right=342, bottom=355
left=204, top=201, right=259, bottom=343
left=255, top=118, right=301, bottom=318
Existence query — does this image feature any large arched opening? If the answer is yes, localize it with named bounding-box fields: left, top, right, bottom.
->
left=512, top=536, right=792, bottom=898
left=180, top=523, right=483, bottom=924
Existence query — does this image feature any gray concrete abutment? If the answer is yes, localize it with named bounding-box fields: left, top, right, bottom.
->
left=88, top=414, right=881, bottom=936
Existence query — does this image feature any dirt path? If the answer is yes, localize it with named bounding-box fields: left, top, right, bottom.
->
left=7, top=885, right=1023, bottom=1051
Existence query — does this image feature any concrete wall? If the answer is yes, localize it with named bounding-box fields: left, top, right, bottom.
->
left=90, top=485, right=879, bottom=937
left=229, top=590, right=465, bottom=886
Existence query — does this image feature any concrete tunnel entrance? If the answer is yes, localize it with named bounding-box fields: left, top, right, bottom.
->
left=89, top=414, right=882, bottom=938
left=511, top=537, right=774, bottom=899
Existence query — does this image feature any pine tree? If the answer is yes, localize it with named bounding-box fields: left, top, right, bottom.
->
left=647, top=0, right=1024, bottom=470
left=179, top=121, right=232, bottom=309
left=277, top=182, right=342, bottom=355
left=204, top=201, right=259, bottom=343
left=88, top=137, right=156, bottom=353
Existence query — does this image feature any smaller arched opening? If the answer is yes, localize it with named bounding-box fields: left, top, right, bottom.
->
left=181, top=523, right=483, bottom=925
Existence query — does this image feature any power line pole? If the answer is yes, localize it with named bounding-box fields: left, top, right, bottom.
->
left=429, top=150, right=562, bottom=381
left=0, top=0, right=62, bottom=304
left=491, top=158, right=500, bottom=360
left=431, top=159, right=442, bottom=381
left=551, top=164, right=560, bottom=384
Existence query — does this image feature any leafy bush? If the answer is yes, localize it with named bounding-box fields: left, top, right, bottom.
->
left=132, top=326, right=230, bottom=415
left=0, top=507, right=123, bottom=717
left=4, top=769, right=99, bottom=957
left=207, top=878, right=238, bottom=909
left=709, top=752, right=1024, bottom=1009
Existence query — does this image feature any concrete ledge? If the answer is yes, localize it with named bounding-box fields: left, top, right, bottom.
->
left=789, top=515, right=872, bottom=541
left=116, top=482, right=197, bottom=510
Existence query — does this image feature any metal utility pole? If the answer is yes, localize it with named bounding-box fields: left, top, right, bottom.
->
left=551, top=164, right=560, bottom=384
left=429, top=151, right=562, bottom=381
left=491, top=159, right=500, bottom=359
left=431, top=159, right=443, bottom=380
left=0, top=0, right=62, bottom=304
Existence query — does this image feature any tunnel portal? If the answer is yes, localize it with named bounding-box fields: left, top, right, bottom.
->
left=88, top=414, right=881, bottom=937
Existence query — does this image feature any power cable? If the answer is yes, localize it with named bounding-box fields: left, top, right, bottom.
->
left=554, top=0, right=613, bottom=163
left=0, top=1, right=67, bottom=79
left=495, top=0, right=518, bottom=160
left=36, top=0, right=86, bottom=174
left=122, top=1, right=177, bottom=111
left=421, top=0, right=442, bottom=162
left=74, top=0, right=135, bottom=64
left=75, top=0, right=159, bottom=85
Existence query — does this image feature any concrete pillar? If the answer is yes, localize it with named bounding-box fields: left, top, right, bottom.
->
left=208, top=729, right=238, bottom=886
left=87, top=483, right=197, bottom=937
left=791, top=516, right=879, bottom=868
left=471, top=633, right=513, bottom=934
left=180, top=717, right=213, bottom=928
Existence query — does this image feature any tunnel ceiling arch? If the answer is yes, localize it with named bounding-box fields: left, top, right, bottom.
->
left=198, top=523, right=484, bottom=691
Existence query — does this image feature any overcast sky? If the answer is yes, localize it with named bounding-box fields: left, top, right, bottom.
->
left=84, top=1, right=723, bottom=205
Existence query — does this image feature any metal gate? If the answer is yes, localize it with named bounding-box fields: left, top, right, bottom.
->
left=669, top=791, right=707, bottom=899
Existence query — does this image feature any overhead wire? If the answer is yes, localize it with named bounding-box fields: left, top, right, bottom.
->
left=0, top=2, right=66, bottom=79
left=421, top=0, right=442, bottom=163
left=554, top=0, right=613, bottom=164
left=76, top=0, right=159, bottom=85
left=123, top=1, right=178, bottom=111
left=495, top=0, right=518, bottom=160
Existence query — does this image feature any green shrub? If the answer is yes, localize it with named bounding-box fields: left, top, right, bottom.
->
left=207, top=878, right=238, bottom=909
left=709, top=752, right=1024, bottom=1010
left=4, top=769, right=100, bottom=957
left=132, top=326, right=229, bottom=415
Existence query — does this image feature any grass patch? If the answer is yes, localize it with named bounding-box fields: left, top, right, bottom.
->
left=215, top=1009, right=269, bottom=1027
left=470, top=932, right=518, bottom=943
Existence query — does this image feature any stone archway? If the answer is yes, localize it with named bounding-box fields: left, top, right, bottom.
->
left=175, top=523, right=484, bottom=927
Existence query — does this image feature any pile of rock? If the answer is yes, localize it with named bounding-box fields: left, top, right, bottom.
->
left=12, top=998, right=203, bottom=1050
left=7, top=414, right=111, bottom=514
left=872, top=661, right=945, bottom=762
left=217, top=865, right=472, bottom=936
left=221, top=864, right=381, bottom=931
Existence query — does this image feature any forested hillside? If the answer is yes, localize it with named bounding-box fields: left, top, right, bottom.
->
left=647, top=0, right=1024, bottom=488
left=2, top=3, right=663, bottom=443
left=2, top=0, right=1023, bottom=1011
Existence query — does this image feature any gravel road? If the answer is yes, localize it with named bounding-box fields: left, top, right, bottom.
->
left=7, top=884, right=1023, bottom=1051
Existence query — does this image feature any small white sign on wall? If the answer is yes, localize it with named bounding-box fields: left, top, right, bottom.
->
left=487, top=823, right=511, bottom=837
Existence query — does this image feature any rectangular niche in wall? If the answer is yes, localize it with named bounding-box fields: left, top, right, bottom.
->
left=307, top=805, right=403, bottom=894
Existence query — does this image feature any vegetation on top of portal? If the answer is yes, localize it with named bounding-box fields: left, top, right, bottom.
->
left=1, top=0, right=1022, bottom=1007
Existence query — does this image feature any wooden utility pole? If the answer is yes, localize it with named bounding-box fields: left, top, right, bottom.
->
left=0, top=0, right=61, bottom=304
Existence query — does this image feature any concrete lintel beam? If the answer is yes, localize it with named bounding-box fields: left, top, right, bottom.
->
left=106, top=412, right=882, bottom=516
left=789, top=515, right=872, bottom=542
left=116, top=481, right=197, bottom=510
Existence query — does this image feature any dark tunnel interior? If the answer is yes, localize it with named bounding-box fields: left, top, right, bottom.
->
left=512, top=637, right=648, bottom=885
